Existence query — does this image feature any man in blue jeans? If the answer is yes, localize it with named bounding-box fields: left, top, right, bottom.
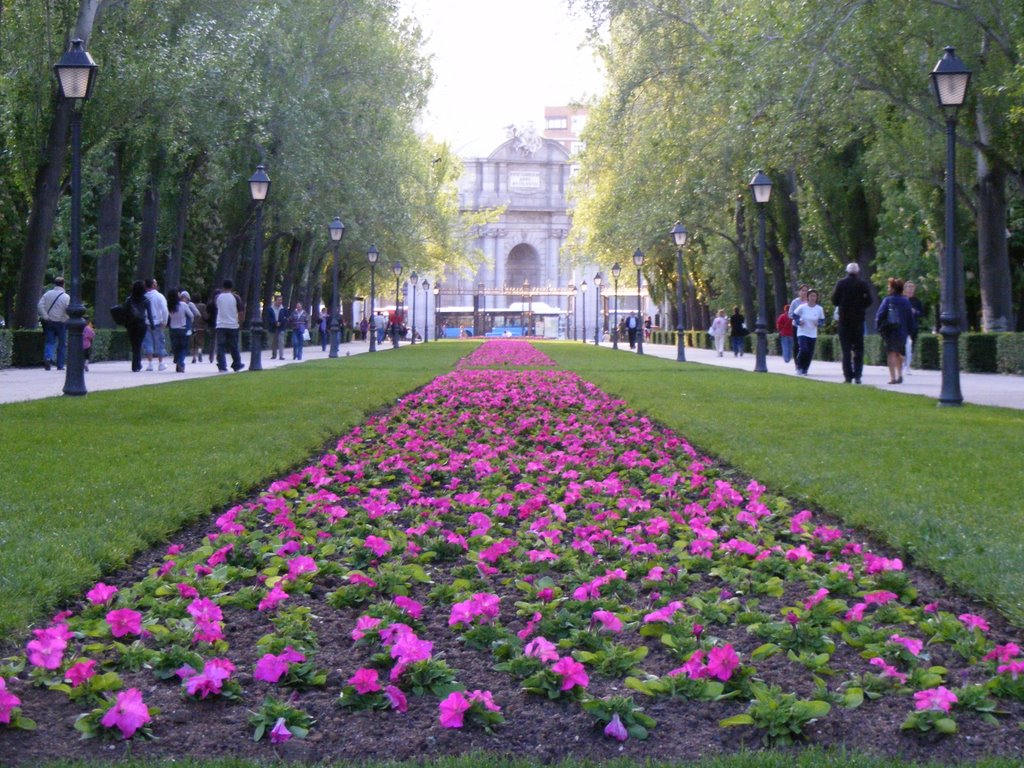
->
left=214, top=279, right=245, bottom=372
left=37, top=277, right=70, bottom=371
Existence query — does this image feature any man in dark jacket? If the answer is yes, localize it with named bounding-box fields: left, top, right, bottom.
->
left=831, top=263, right=873, bottom=384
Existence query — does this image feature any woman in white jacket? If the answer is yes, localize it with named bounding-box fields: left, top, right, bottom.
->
left=709, top=309, right=729, bottom=357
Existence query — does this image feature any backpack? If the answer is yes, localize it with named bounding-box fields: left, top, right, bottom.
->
left=128, top=298, right=150, bottom=325
left=883, top=300, right=899, bottom=331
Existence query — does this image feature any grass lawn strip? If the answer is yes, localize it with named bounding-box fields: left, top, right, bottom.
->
left=2, top=340, right=1023, bottom=764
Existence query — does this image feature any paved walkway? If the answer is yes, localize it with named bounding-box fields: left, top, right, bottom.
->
left=2, top=337, right=1022, bottom=409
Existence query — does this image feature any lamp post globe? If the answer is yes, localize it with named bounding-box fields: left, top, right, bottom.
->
left=55, top=39, right=98, bottom=396
left=247, top=164, right=271, bottom=372
left=931, top=46, right=971, bottom=407
left=633, top=249, right=645, bottom=355
left=327, top=217, right=345, bottom=358
left=670, top=222, right=689, bottom=363
left=367, top=245, right=379, bottom=352
left=594, top=273, right=603, bottom=344
left=391, top=262, right=403, bottom=348
left=421, top=279, right=430, bottom=343
left=611, top=262, right=621, bottom=349
left=748, top=170, right=772, bottom=373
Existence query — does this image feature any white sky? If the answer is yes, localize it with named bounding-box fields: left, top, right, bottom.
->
left=399, top=0, right=606, bottom=157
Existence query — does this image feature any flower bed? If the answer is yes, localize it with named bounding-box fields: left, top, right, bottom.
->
left=2, top=341, right=1023, bottom=764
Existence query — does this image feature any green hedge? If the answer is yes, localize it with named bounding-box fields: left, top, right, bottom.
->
left=0, top=329, right=11, bottom=368
left=998, top=332, right=1024, bottom=374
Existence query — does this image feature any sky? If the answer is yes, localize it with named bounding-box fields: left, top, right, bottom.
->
left=399, top=0, right=606, bottom=157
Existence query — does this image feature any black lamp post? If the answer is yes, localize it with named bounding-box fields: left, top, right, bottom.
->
left=594, top=272, right=603, bottom=344
left=611, top=263, right=621, bottom=350
left=931, top=46, right=971, bottom=407
left=391, top=261, right=403, bottom=348
left=328, top=216, right=345, bottom=358
left=422, top=279, right=430, bottom=344
left=749, top=170, right=772, bottom=373
left=580, top=280, right=588, bottom=344
left=567, top=282, right=576, bottom=340
left=367, top=245, right=379, bottom=353
left=55, top=38, right=98, bottom=397
left=671, top=222, right=689, bottom=363
left=633, top=249, right=645, bottom=355
left=523, top=279, right=531, bottom=336
left=409, top=271, right=418, bottom=345
left=432, top=282, right=440, bottom=339
left=247, top=164, right=271, bottom=372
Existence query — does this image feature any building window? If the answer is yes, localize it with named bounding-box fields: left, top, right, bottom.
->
left=546, top=117, right=568, bottom=130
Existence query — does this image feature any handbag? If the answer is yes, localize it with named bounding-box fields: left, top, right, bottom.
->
left=302, top=328, right=311, bottom=342
left=883, top=300, right=899, bottom=331
left=109, top=304, right=128, bottom=327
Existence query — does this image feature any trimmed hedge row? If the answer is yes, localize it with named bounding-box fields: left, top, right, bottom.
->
left=1, top=328, right=354, bottom=369
left=647, top=329, right=1024, bottom=374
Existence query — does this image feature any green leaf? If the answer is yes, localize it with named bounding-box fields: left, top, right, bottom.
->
left=842, top=687, right=864, bottom=708
left=719, top=714, right=755, bottom=728
left=751, top=642, right=781, bottom=660
left=935, top=717, right=958, bottom=734
left=800, top=700, right=832, bottom=718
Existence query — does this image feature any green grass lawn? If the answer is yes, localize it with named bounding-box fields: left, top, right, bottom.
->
left=0, top=344, right=469, bottom=642
left=544, top=343, right=1024, bottom=625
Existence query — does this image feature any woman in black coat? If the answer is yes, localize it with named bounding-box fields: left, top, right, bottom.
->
left=125, top=280, right=153, bottom=372
left=874, top=277, right=916, bottom=385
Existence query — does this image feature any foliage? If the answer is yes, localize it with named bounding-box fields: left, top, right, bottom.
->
left=720, top=683, right=831, bottom=746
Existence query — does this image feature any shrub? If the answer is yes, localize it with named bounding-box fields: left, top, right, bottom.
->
left=959, top=332, right=999, bottom=373
left=815, top=335, right=835, bottom=362
left=12, top=329, right=44, bottom=367
left=0, top=329, right=11, bottom=369
left=997, top=333, right=1024, bottom=375
left=916, top=333, right=940, bottom=370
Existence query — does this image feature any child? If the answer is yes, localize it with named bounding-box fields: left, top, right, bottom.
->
left=82, top=317, right=95, bottom=372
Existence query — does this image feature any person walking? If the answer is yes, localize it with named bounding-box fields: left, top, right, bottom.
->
left=709, top=309, right=729, bottom=357
left=788, top=285, right=809, bottom=369
left=167, top=289, right=197, bottom=373
left=82, top=316, right=95, bottom=372
left=124, top=280, right=152, bottom=373
left=903, top=281, right=925, bottom=375
left=214, top=279, right=245, bottom=372
left=264, top=294, right=287, bottom=359
left=318, top=309, right=329, bottom=351
left=625, top=313, right=640, bottom=349
left=792, top=289, right=825, bottom=375
left=875, top=277, right=915, bottom=385
left=831, top=262, right=873, bottom=384
left=776, top=304, right=794, bottom=363
left=37, top=276, right=70, bottom=371
left=142, top=278, right=169, bottom=371
left=289, top=301, right=309, bottom=360
left=359, top=316, right=369, bottom=342
left=728, top=306, right=747, bottom=357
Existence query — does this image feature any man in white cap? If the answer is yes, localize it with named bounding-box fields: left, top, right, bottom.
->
left=831, top=262, right=873, bottom=384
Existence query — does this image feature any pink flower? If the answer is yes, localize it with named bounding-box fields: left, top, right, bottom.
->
left=706, top=645, right=740, bottom=681
left=551, top=656, right=589, bottom=690
left=914, top=686, right=957, bottom=713
left=438, top=691, right=471, bottom=728
left=803, top=588, right=830, bottom=610
left=592, top=610, right=623, bottom=633
left=863, top=590, right=898, bottom=605
left=258, top=583, right=290, bottom=612
left=254, top=653, right=290, bottom=683
left=351, top=615, right=382, bottom=641
left=604, top=712, right=629, bottom=741
left=183, top=658, right=235, bottom=698
left=845, top=603, right=867, bottom=622
left=889, top=634, right=924, bottom=657
left=105, top=608, right=143, bottom=638
left=384, top=685, right=408, bottom=713
left=394, top=595, right=423, bottom=619
left=958, top=613, right=990, bottom=632
left=176, top=583, right=199, bottom=599
left=983, top=643, right=1021, bottom=663
left=364, top=535, right=392, bottom=557
left=86, top=582, right=118, bottom=605
left=348, top=667, right=381, bottom=694
left=869, top=657, right=908, bottom=684
left=65, top=659, right=97, bottom=688
left=0, top=678, right=21, bottom=724
left=100, top=688, right=151, bottom=739
left=997, top=660, right=1024, bottom=680
left=26, top=627, right=68, bottom=669
left=524, top=636, right=559, bottom=663
left=286, top=555, right=318, bottom=580
left=269, top=716, right=292, bottom=744
left=784, top=544, right=815, bottom=563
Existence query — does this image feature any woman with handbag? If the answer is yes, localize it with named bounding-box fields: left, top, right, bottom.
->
left=709, top=309, right=729, bottom=357
left=874, top=277, right=915, bottom=385
left=289, top=302, right=309, bottom=360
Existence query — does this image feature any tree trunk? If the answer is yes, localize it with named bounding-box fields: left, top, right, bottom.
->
left=164, top=153, right=205, bottom=291
left=94, top=143, right=123, bottom=327
left=12, top=0, right=106, bottom=329
left=135, top=167, right=160, bottom=281
left=975, top=135, right=1015, bottom=332
left=280, top=236, right=303, bottom=309
left=767, top=240, right=787, bottom=323
left=781, top=168, right=803, bottom=295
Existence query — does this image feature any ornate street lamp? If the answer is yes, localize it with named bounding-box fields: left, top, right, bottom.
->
left=567, top=282, right=576, bottom=340
left=432, top=282, right=440, bottom=339
left=633, top=249, right=645, bottom=355
left=749, top=170, right=772, bottom=373
left=580, top=280, right=588, bottom=344
left=611, top=263, right=621, bottom=350
left=391, top=262, right=403, bottom=347
left=409, top=271, right=418, bottom=345
left=931, top=46, right=971, bottom=407
left=594, top=272, right=603, bottom=344
left=247, top=164, right=271, bottom=371
left=367, top=245, right=379, bottom=353
left=422, top=278, right=430, bottom=344
left=55, top=38, right=98, bottom=397
left=671, top=222, right=689, bottom=363
left=327, top=216, right=345, bottom=358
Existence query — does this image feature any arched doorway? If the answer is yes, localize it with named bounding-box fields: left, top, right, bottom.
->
left=505, top=244, right=540, bottom=288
